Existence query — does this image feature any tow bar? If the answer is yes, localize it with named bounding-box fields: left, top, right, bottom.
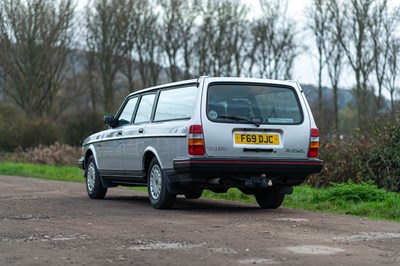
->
left=245, top=174, right=273, bottom=188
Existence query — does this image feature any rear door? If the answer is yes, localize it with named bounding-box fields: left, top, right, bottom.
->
left=122, top=93, right=156, bottom=176
left=201, top=79, right=310, bottom=159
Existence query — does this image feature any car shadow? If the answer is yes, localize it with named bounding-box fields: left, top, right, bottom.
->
left=101, top=194, right=287, bottom=214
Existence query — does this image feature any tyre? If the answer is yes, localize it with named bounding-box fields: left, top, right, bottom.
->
left=254, top=189, right=285, bottom=209
left=184, top=189, right=203, bottom=199
left=147, top=158, right=176, bottom=209
left=86, top=155, right=107, bottom=199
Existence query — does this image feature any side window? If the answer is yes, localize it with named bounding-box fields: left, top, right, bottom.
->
left=154, top=86, right=197, bottom=121
left=118, top=97, right=138, bottom=126
left=134, top=94, right=156, bottom=124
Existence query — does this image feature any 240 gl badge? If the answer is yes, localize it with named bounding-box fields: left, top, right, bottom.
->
left=286, top=149, right=305, bottom=153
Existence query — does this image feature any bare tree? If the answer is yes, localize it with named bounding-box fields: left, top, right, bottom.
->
left=306, top=0, right=329, bottom=128
left=86, top=51, right=101, bottom=110
left=182, top=16, right=197, bottom=79
left=324, top=0, right=346, bottom=132
left=194, top=0, right=248, bottom=77
left=370, top=0, right=399, bottom=113
left=225, top=1, right=249, bottom=76
left=117, top=0, right=146, bottom=92
left=194, top=0, right=215, bottom=76
left=0, top=0, right=75, bottom=117
left=53, top=51, right=88, bottom=118
left=131, top=0, right=162, bottom=88
left=337, top=0, right=376, bottom=129
left=159, top=0, right=197, bottom=81
left=0, top=3, right=4, bottom=102
left=385, top=38, right=400, bottom=117
left=85, top=0, right=125, bottom=113
left=249, top=0, right=298, bottom=80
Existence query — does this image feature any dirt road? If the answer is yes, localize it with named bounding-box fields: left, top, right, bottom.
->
left=0, top=175, right=399, bottom=266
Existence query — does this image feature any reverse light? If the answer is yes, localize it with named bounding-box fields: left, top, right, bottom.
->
left=308, top=128, right=319, bottom=158
left=188, top=125, right=205, bottom=155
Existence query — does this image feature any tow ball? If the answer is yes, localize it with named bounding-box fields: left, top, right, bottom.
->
left=245, top=174, right=273, bottom=188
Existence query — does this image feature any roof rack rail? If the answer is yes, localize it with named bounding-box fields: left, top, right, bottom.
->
left=196, top=75, right=209, bottom=87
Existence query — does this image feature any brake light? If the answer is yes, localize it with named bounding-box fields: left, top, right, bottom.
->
left=308, top=128, right=319, bottom=158
left=189, top=125, right=205, bottom=155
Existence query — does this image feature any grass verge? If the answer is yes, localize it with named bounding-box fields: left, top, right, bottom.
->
left=0, top=162, right=83, bottom=183
left=0, top=162, right=399, bottom=222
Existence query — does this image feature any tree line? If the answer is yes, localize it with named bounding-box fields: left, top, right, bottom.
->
left=0, top=0, right=399, bottom=133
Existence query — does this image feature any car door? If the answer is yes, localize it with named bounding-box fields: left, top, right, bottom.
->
left=98, top=97, right=138, bottom=176
left=122, top=93, right=156, bottom=178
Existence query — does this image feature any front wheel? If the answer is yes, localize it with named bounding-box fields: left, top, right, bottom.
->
left=147, top=158, right=176, bottom=209
left=86, top=155, right=107, bottom=199
left=254, top=189, right=285, bottom=209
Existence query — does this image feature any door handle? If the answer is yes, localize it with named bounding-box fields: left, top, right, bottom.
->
left=139, top=128, right=144, bottom=133
left=117, top=130, right=122, bottom=135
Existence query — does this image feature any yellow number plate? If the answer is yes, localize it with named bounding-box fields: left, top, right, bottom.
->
left=234, top=133, right=280, bottom=145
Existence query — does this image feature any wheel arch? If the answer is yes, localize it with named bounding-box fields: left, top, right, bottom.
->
left=142, top=147, right=162, bottom=180
left=84, top=145, right=99, bottom=172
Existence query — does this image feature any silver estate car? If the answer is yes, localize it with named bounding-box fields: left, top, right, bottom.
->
left=78, top=76, right=323, bottom=209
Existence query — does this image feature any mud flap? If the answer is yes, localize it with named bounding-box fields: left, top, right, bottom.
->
left=164, top=170, right=187, bottom=194
left=277, top=186, right=293, bottom=194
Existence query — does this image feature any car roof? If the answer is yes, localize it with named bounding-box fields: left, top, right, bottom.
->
left=127, top=79, right=198, bottom=97
left=126, top=77, right=299, bottom=97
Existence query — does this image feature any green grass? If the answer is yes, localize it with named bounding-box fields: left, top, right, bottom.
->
left=203, top=184, right=400, bottom=222
left=0, top=162, right=399, bottom=222
left=284, top=184, right=400, bottom=222
left=0, top=162, right=84, bottom=182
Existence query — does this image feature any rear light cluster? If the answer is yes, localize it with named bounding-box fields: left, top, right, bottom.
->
left=188, top=125, right=205, bottom=155
left=308, top=128, right=319, bottom=158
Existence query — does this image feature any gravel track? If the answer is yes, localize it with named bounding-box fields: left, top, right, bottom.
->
left=0, top=175, right=399, bottom=266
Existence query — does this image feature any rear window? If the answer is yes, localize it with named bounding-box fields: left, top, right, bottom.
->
left=207, top=83, right=303, bottom=125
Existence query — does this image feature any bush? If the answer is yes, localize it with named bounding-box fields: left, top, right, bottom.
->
left=326, top=181, right=387, bottom=203
left=358, top=122, right=400, bottom=192
left=63, top=110, right=105, bottom=146
left=307, top=134, right=364, bottom=187
left=0, top=103, right=21, bottom=151
left=8, top=142, right=81, bottom=166
left=309, top=117, right=400, bottom=193
left=0, top=104, right=62, bottom=151
left=0, top=104, right=104, bottom=152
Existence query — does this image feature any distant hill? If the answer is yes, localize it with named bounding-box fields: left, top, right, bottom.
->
left=301, top=84, right=356, bottom=111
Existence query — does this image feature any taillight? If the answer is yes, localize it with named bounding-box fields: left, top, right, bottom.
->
left=308, top=128, right=319, bottom=158
left=188, top=125, right=205, bottom=155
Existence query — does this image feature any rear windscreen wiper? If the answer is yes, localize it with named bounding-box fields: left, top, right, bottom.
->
left=217, top=116, right=261, bottom=127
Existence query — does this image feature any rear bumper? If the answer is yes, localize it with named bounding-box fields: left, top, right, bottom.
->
left=169, top=157, right=323, bottom=188
left=174, top=157, right=323, bottom=175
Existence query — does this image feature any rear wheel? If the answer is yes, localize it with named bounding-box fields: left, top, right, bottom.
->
left=148, top=158, right=176, bottom=209
left=184, top=189, right=203, bottom=199
left=254, top=189, right=285, bottom=209
left=86, top=155, right=107, bottom=199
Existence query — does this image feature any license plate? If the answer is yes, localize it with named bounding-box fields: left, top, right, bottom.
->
left=234, top=133, right=280, bottom=145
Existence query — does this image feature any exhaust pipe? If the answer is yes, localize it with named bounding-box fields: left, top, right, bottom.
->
left=208, top=178, right=222, bottom=185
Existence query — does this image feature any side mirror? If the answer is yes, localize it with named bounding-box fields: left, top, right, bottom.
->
left=104, top=115, right=117, bottom=127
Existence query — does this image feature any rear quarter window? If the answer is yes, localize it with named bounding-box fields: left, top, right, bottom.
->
left=207, top=83, right=303, bottom=125
left=154, top=86, right=197, bottom=121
